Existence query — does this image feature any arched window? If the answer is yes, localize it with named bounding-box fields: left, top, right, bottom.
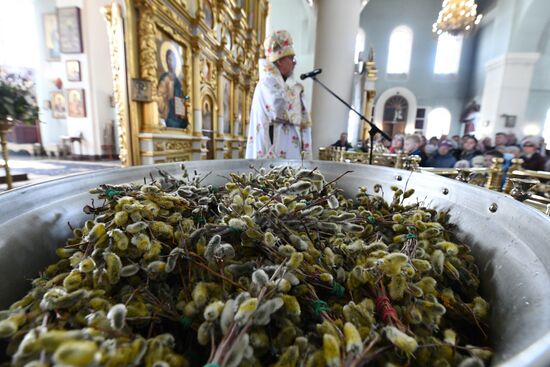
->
left=387, top=26, right=413, bottom=74
left=434, top=33, right=463, bottom=74
left=354, top=28, right=366, bottom=64
left=543, top=108, right=550, bottom=143
left=426, top=108, right=452, bottom=139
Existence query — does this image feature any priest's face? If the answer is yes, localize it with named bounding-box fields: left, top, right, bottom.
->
left=275, top=55, right=296, bottom=79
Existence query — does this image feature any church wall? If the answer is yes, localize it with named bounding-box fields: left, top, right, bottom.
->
left=468, top=20, right=494, bottom=102
left=468, top=0, right=517, bottom=101
left=32, top=0, right=69, bottom=150
left=470, top=0, right=550, bottom=136
left=360, top=0, right=476, bottom=136
left=524, top=11, right=550, bottom=129
left=54, top=0, right=115, bottom=157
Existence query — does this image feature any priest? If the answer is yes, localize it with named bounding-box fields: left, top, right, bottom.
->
left=245, top=30, right=312, bottom=160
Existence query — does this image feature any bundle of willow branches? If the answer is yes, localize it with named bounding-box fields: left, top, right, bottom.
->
left=0, top=165, right=491, bottom=367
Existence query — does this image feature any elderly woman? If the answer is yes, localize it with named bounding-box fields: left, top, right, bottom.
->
left=245, top=30, right=312, bottom=160
left=520, top=136, right=546, bottom=171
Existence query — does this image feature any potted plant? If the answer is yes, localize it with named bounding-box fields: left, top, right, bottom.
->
left=0, top=67, right=39, bottom=189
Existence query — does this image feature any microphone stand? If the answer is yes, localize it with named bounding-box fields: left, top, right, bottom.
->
left=311, top=76, right=390, bottom=165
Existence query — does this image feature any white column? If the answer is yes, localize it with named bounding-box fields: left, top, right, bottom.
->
left=477, top=53, right=540, bottom=139
left=311, top=0, right=361, bottom=157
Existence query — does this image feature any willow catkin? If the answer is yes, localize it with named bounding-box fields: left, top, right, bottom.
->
left=0, top=165, right=491, bottom=367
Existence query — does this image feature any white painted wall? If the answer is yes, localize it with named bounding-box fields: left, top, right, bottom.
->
left=32, top=0, right=69, bottom=149
left=477, top=53, right=540, bottom=139
left=54, top=0, right=115, bottom=156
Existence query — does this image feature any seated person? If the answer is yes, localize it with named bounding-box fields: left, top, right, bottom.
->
left=506, top=132, right=520, bottom=147
left=331, top=132, right=353, bottom=150
left=389, top=133, right=404, bottom=153
left=454, top=159, right=471, bottom=169
left=457, top=135, right=482, bottom=164
left=494, top=132, right=508, bottom=152
left=520, top=136, right=546, bottom=171
left=472, top=155, right=486, bottom=168
left=426, top=139, right=457, bottom=168
left=480, top=137, right=494, bottom=152
left=483, top=149, right=504, bottom=167
left=404, top=134, right=427, bottom=166
left=361, top=133, right=390, bottom=153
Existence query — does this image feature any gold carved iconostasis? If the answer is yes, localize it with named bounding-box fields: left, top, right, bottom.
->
left=102, top=0, right=268, bottom=165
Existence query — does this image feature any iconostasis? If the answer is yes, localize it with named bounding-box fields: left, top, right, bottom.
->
left=103, top=0, right=268, bottom=165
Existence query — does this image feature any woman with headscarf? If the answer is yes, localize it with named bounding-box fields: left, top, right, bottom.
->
left=245, top=30, right=312, bottom=160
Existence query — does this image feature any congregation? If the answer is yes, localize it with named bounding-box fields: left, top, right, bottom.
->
left=332, top=132, right=548, bottom=171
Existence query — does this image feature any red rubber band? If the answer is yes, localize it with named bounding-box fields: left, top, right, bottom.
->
left=376, top=296, right=398, bottom=323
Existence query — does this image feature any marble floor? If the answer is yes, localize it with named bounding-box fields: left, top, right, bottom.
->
left=1, top=157, right=122, bottom=191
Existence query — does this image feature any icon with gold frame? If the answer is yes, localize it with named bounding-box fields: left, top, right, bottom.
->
left=156, top=31, right=190, bottom=130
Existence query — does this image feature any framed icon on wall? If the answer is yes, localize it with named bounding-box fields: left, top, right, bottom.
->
left=156, top=31, right=190, bottom=130
left=131, top=79, right=153, bottom=102
left=57, top=7, right=83, bottom=53
left=51, top=91, right=66, bottom=119
left=66, top=60, right=81, bottom=81
left=67, top=89, right=86, bottom=118
left=43, top=13, right=60, bottom=60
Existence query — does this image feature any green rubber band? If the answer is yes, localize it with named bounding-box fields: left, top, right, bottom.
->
left=330, top=282, right=346, bottom=297
left=312, top=300, right=330, bottom=315
left=179, top=316, right=192, bottom=328
left=194, top=216, right=206, bottom=225
left=405, top=233, right=417, bottom=240
left=105, top=188, right=123, bottom=199
left=367, top=216, right=377, bottom=225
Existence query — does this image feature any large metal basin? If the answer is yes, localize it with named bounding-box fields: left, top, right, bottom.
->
left=0, top=160, right=549, bottom=366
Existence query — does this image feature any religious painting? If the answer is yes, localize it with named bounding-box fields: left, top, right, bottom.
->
left=51, top=92, right=66, bottom=119
left=43, top=14, right=60, bottom=60
left=202, top=96, right=215, bottom=160
left=67, top=88, right=86, bottom=118
left=382, top=95, right=408, bottom=136
left=131, top=79, right=153, bottom=102
left=203, top=1, right=213, bottom=28
left=222, top=77, right=232, bottom=134
left=225, top=30, right=232, bottom=50
left=202, top=59, right=212, bottom=82
left=202, top=98, right=213, bottom=131
left=234, top=87, right=243, bottom=136
left=460, top=100, right=480, bottom=134
left=66, top=60, right=81, bottom=81
left=383, top=95, right=408, bottom=122
left=57, top=7, right=83, bottom=53
left=156, top=32, right=189, bottom=129
left=504, top=115, right=517, bottom=128
left=245, top=93, right=252, bottom=134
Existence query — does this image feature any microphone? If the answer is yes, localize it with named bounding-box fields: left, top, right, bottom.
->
left=300, top=68, right=322, bottom=80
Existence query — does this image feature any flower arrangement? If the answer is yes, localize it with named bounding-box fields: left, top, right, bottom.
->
left=0, top=66, right=39, bottom=124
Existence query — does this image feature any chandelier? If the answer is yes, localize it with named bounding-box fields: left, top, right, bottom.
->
left=432, top=0, right=483, bottom=36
